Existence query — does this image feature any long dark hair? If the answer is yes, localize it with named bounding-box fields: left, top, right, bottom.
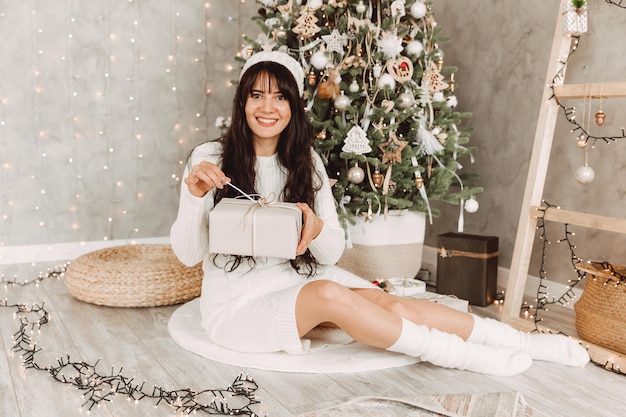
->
left=214, top=60, right=320, bottom=276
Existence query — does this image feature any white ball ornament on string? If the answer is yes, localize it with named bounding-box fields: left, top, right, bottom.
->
left=356, top=0, right=367, bottom=14
left=432, top=92, right=445, bottom=102
left=347, top=164, right=365, bottom=184
left=398, top=92, right=415, bottom=109
left=406, top=40, right=424, bottom=57
left=464, top=197, right=480, bottom=213
left=446, top=95, right=458, bottom=108
left=310, top=50, right=329, bottom=70
left=377, top=73, right=396, bottom=90
left=410, top=1, right=427, bottom=19
left=334, top=91, right=351, bottom=111
left=349, top=79, right=360, bottom=93
left=378, top=32, right=404, bottom=59
left=575, top=164, right=595, bottom=185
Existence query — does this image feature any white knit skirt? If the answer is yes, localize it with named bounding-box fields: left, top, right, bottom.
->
left=198, top=255, right=376, bottom=355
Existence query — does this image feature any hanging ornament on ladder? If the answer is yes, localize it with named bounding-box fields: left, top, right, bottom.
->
left=575, top=84, right=595, bottom=185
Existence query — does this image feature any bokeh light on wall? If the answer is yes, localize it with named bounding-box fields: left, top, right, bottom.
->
left=0, top=0, right=249, bottom=249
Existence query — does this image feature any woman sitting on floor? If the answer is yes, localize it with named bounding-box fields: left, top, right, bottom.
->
left=170, top=51, right=589, bottom=376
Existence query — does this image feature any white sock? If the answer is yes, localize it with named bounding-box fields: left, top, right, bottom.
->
left=387, top=318, right=532, bottom=377
left=468, top=315, right=589, bottom=367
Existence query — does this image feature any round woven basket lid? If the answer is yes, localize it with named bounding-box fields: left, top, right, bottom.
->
left=64, top=244, right=202, bottom=308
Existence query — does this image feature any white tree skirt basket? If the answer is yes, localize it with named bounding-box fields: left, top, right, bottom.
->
left=338, top=211, right=426, bottom=281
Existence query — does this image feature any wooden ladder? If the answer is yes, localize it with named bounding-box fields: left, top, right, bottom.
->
left=502, top=0, right=626, bottom=371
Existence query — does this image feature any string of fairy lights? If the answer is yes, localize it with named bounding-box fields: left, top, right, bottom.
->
left=522, top=202, right=625, bottom=376
left=0, top=0, right=219, bottom=249
left=549, top=34, right=626, bottom=148
left=605, top=0, right=626, bottom=8
left=2, top=266, right=263, bottom=416
left=525, top=0, right=626, bottom=376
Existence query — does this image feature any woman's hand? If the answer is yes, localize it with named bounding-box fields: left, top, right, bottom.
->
left=296, top=202, right=323, bottom=256
left=184, top=161, right=231, bottom=198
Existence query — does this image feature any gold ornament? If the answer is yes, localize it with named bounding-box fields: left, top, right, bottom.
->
left=379, top=132, right=409, bottom=164
left=595, top=110, right=605, bottom=126
left=449, top=73, right=456, bottom=92
left=576, top=135, right=587, bottom=149
left=372, top=169, right=384, bottom=188
left=308, top=71, right=318, bottom=86
left=414, top=177, right=424, bottom=189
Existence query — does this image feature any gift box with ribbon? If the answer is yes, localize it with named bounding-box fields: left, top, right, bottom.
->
left=209, top=197, right=302, bottom=260
left=436, top=232, right=499, bottom=307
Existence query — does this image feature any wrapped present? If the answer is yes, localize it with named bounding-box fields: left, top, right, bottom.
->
left=562, top=1, right=587, bottom=36
left=209, top=198, right=302, bottom=259
left=436, top=232, right=499, bottom=307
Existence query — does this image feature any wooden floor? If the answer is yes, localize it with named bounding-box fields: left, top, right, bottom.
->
left=1, top=262, right=625, bottom=417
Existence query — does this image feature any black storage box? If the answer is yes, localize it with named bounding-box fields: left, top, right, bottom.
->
left=436, top=232, right=499, bottom=307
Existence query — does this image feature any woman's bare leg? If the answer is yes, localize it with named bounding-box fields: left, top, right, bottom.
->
left=294, top=280, right=532, bottom=376
left=295, top=280, right=402, bottom=348
left=351, top=288, right=474, bottom=339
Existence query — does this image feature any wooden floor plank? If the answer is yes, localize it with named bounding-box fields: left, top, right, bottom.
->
left=1, top=269, right=625, bottom=417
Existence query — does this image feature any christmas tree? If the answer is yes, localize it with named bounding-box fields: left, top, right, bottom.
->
left=240, top=0, right=482, bottom=226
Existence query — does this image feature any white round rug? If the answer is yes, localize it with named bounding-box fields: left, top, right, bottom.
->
left=168, top=298, right=419, bottom=373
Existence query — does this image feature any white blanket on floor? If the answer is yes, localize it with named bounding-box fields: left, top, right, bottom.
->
left=168, top=298, right=419, bottom=373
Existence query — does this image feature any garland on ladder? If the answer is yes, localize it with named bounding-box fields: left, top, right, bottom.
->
left=523, top=202, right=625, bottom=376
left=605, top=0, right=626, bottom=9
left=2, top=267, right=263, bottom=416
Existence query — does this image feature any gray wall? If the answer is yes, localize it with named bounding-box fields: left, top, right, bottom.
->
left=1, top=0, right=625, bottom=286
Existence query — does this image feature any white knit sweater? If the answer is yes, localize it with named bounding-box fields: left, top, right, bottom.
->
left=170, top=140, right=346, bottom=268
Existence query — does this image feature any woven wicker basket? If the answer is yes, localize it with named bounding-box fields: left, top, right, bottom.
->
left=65, top=244, right=202, bottom=308
left=337, top=242, right=424, bottom=281
left=574, top=262, right=626, bottom=354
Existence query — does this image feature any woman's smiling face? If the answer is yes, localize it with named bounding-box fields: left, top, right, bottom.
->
left=245, top=72, right=292, bottom=149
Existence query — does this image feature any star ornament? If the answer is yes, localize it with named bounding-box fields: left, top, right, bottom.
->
left=378, top=132, right=408, bottom=164
left=322, top=29, right=348, bottom=54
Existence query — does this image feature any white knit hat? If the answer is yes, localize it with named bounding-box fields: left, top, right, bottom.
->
left=240, top=51, right=305, bottom=97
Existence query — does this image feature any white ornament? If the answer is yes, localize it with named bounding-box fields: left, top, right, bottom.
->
left=432, top=92, right=445, bottom=102
left=398, top=92, right=415, bottom=109
left=377, top=73, right=396, bottom=90
left=410, top=1, right=427, bottom=19
left=390, top=0, right=406, bottom=18
left=406, top=41, right=423, bottom=57
left=349, top=79, right=360, bottom=93
left=446, top=95, right=458, bottom=108
left=356, top=0, right=367, bottom=14
left=464, top=197, right=479, bottom=213
left=308, top=0, right=324, bottom=9
left=334, top=91, right=351, bottom=111
left=342, top=125, right=372, bottom=154
left=575, top=165, right=595, bottom=185
left=310, top=50, right=329, bottom=70
left=322, top=29, right=348, bottom=54
left=378, top=32, right=404, bottom=59
left=347, top=164, right=366, bottom=184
